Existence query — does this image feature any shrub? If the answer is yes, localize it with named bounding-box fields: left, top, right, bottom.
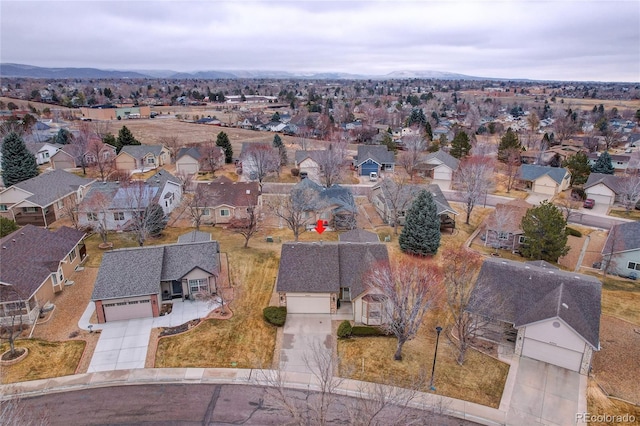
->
left=263, top=306, right=287, bottom=326
left=571, top=188, right=586, bottom=201
left=291, top=168, right=300, bottom=177
left=337, top=320, right=352, bottom=338
left=351, top=326, right=390, bottom=337
left=566, top=227, right=582, bottom=237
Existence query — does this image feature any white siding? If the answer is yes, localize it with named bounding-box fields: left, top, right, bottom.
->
left=532, top=175, right=559, bottom=195
left=286, top=293, right=331, bottom=314
left=585, top=184, right=615, bottom=206
left=102, top=296, right=153, bottom=322
left=520, top=319, right=588, bottom=372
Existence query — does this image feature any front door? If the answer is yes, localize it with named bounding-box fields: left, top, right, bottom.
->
left=172, top=280, right=183, bottom=297
left=340, top=287, right=351, bottom=302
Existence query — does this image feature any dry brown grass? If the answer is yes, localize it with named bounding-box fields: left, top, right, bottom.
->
left=587, top=379, right=640, bottom=426
left=0, top=339, right=85, bottom=384
left=608, top=209, right=640, bottom=220
left=337, top=308, right=509, bottom=408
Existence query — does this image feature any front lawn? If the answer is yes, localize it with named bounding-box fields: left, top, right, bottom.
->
left=608, top=209, right=640, bottom=220
left=1, top=339, right=85, bottom=384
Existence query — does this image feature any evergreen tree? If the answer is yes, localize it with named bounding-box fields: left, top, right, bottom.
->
left=591, top=151, right=614, bottom=174
left=1, top=132, right=38, bottom=187
left=53, top=128, right=73, bottom=145
left=0, top=217, right=19, bottom=238
left=216, top=131, right=233, bottom=163
left=144, top=202, right=167, bottom=237
left=497, top=128, right=521, bottom=162
left=562, top=152, right=591, bottom=185
left=272, top=134, right=283, bottom=149
left=271, top=112, right=281, bottom=122
left=425, top=121, right=433, bottom=141
left=116, top=126, right=140, bottom=153
left=399, top=190, right=441, bottom=256
left=520, top=201, right=569, bottom=262
left=103, top=133, right=118, bottom=149
left=407, top=108, right=427, bottom=128
left=381, top=132, right=397, bottom=153
left=450, top=130, right=472, bottom=159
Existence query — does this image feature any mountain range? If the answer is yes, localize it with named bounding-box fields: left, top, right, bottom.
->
left=0, top=63, right=486, bottom=80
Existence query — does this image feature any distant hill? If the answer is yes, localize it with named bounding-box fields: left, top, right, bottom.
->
left=0, top=63, right=487, bottom=80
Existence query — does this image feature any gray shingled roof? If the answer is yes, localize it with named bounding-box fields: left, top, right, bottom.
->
left=295, top=150, right=324, bottom=165
left=276, top=242, right=389, bottom=297
left=584, top=173, right=623, bottom=193
left=0, top=225, right=85, bottom=302
left=92, top=241, right=220, bottom=300
left=355, top=145, right=395, bottom=166
left=339, top=229, right=380, bottom=243
left=373, top=179, right=458, bottom=217
left=177, top=230, right=212, bottom=244
left=200, top=177, right=260, bottom=208
left=176, top=147, right=201, bottom=161
left=12, top=169, right=94, bottom=207
left=468, top=258, right=601, bottom=348
left=423, top=149, right=460, bottom=171
left=145, top=169, right=181, bottom=187
left=120, top=144, right=164, bottom=159
left=518, top=164, right=569, bottom=185
left=602, top=221, right=640, bottom=254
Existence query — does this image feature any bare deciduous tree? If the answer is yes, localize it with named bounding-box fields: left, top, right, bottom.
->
left=86, top=138, right=114, bottom=181
left=618, top=175, right=640, bottom=213
left=187, top=183, right=214, bottom=230
left=123, top=181, right=166, bottom=246
left=199, top=141, right=224, bottom=177
left=502, top=147, right=522, bottom=193
left=454, top=156, right=495, bottom=225
left=367, top=259, right=442, bottom=361
left=0, top=286, right=28, bottom=359
left=316, top=142, right=346, bottom=187
left=159, top=135, right=181, bottom=163
left=242, top=143, right=280, bottom=189
left=267, top=187, right=319, bottom=241
left=374, top=177, right=420, bottom=235
left=397, top=133, right=427, bottom=181
left=67, top=122, right=92, bottom=175
left=59, top=193, right=80, bottom=230
left=229, top=203, right=262, bottom=248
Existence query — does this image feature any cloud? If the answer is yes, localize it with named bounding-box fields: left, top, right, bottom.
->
left=1, top=0, right=638, bottom=81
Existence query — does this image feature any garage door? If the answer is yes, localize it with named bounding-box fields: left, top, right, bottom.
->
left=286, top=294, right=330, bottom=314
left=102, top=298, right=153, bottom=322
left=360, top=160, right=378, bottom=176
left=585, top=193, right=613, bottom=206
left=522, top=338, right=583, bottom=371
left=532, top=182, right=557, bottom=195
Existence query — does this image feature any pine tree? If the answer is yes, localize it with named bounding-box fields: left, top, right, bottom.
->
left=216, top=131, right=233, bottom=163
left=591, top=151, right=615, bottom=175
left=145, top=203, right=167, bottom=237
left=399, top=190, right=441, bottom=256
left=272, top=134, right=283, bottom=148
left=498, top=128, right=521, bottom=162
left=450, top=130, right=472, bottom=159
left=520, top=201, right=569, bottom=262
left=562, top=152, right=591, bottom=185
left=425, top=121, right=433, bottom=141
left=1, top=132, right=39, bottom=187
left=116, top=126, right=140, bottom=153
left=53, top=128, right=73, bottom=145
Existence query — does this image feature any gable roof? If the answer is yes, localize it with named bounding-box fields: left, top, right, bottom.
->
left=423, top=149, right=460, bottom=171
left=602, top=221, right=640, bottom=254
left=355, top=145, right=395, bottom=166
left=485, top=199, right=533, bottom=234
left=10, top=169, right=94, bottom=207
left=0, top=225, right=85, bottom=301
left=372, top=179, right=458, bottom=217
left=518, top=164, right=569, bottom=185
left=339, top=229, right=380, bottom=243
left=145, top=169, right=181, bottom=187
left=469, top=258, right=601, bottom=348
left=176, top=147, right=202, bottom=161
left=92, top=241, right=220, bottom=300
left=199, top=177, right=260, bottom=207
left=177, top=230, right=212, bottom=244
left=276, top=242, right=389, bottom=297
left=295, top=150, right=324, bottom=165
left=584, top=173, right=624, bottom=193
left=119, top=144, right=164, bottom=159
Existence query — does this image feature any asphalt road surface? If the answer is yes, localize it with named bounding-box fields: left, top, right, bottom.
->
left=7, top=384, right=479, bottom=425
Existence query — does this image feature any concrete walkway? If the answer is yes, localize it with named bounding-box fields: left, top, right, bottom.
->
left=280, top=314, right=333, bottom=373
left=79, top=298, right=220, bottom=372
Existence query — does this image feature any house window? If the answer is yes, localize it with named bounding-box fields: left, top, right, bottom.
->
left=113, top=212, right=125, bottom=221
left=498, top=232, right=509, bottom=240
left=189, top=278, right=209, bottom=294
left=57, top=200, right=64, bottom=209
left=23, top=207, right=38, bottom=213
left=0, top=204, right=7, bottom=211
left=628, top=262, right=640, bottom=271
left=52, top=273, right=58, bottom=285
left=69, top=249, right=76, bottom=262
left=147, top=157, right=155, bottom=165
left=87, top=212, right=98, bottom=221
left=220, top=209, right=230, bottom=217
left=44, top=152, right=50, bottom=159
left=202, top=208, right=210, bottom=216
left=518, top=235, right=527, bottom=244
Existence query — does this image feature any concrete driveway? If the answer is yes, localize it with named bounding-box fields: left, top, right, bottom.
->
left=504, top=357, right=585, bottom=426
left=81, top=298, right=219, bottom=372
left=525, top=193, right=552, bottom=205
left=280, top=314, right=333, bottom=374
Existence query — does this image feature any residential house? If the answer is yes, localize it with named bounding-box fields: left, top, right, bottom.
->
left=294, top=178, right=357, bottom=230
left=583, top=173, right=627, bottom=206
left=175, top=146, right=225, bottom=176
left=91, top=239, right=220, bottom=323
left=468, top=258, right=601, bottom=374
left=78, top=170, right=182, bottom=230
left=588, top=152, right=630, bottom=173
left=482, top=199, right=533, bottom=252
left=294, top=150, right=324, bottom=183
left=196, top=177, right=261, bottom=225
left=239, top=142, right=276, bottom=180
left=353, top=145, right=395, bottom=176
left=339, top=229, right=380, bottom=243
left=370, top=179, right=458, bottom=229
left=114, top=145, right=169, bottom=173
left=0, top=225, right=86, bottom=325
left=0, top=170, right=95, bottom=227
left=601, top=221, right=640, bottom=279
left=415, top=149, right=460, bottom=182
left=518, top=164, right=571, bottom=195
left=50, top=142, right=116, bottom=170
left=276, top=242, right=390, bottom=325
left=25, top=142, right=64, bottom=165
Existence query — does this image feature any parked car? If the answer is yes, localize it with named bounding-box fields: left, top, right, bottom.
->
left=369, top=171, right=378, bottom=181
left=583, top=199, right=595, bottom=209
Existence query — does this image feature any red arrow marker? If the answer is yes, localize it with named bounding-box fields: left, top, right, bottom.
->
left=315, top=220, right=326, bottom=234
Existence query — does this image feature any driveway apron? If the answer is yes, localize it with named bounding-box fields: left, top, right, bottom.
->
left=280, top=314, right=333, bottom=374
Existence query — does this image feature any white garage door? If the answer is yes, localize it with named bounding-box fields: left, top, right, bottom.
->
left=103, top=298, right=153, bottom=322
left=286, top=294, right=330, bottom=314
left=585, top=193, right=613, bottom=206
left=522, top=338, right=583, bottom=371
left=532, top=182, right=557, bottom=195
left=177, top=163, right=198, bottom=175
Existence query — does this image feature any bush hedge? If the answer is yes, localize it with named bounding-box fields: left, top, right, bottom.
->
left=566, top=227, right=582, bottom=237
left=351, top=326, right=390, bottom=337
left=337, top=320, right=352, bottom=338
left=263, top=306, right=287, bottom=326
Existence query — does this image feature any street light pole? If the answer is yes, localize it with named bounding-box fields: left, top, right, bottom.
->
left=429, top=326, right=443, bottom=391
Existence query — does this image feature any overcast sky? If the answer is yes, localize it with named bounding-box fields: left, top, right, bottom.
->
left=1, top=0, right=638, bottom=82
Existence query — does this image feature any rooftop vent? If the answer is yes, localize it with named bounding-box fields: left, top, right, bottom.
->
left=562, top=303, right=569, bottom=309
